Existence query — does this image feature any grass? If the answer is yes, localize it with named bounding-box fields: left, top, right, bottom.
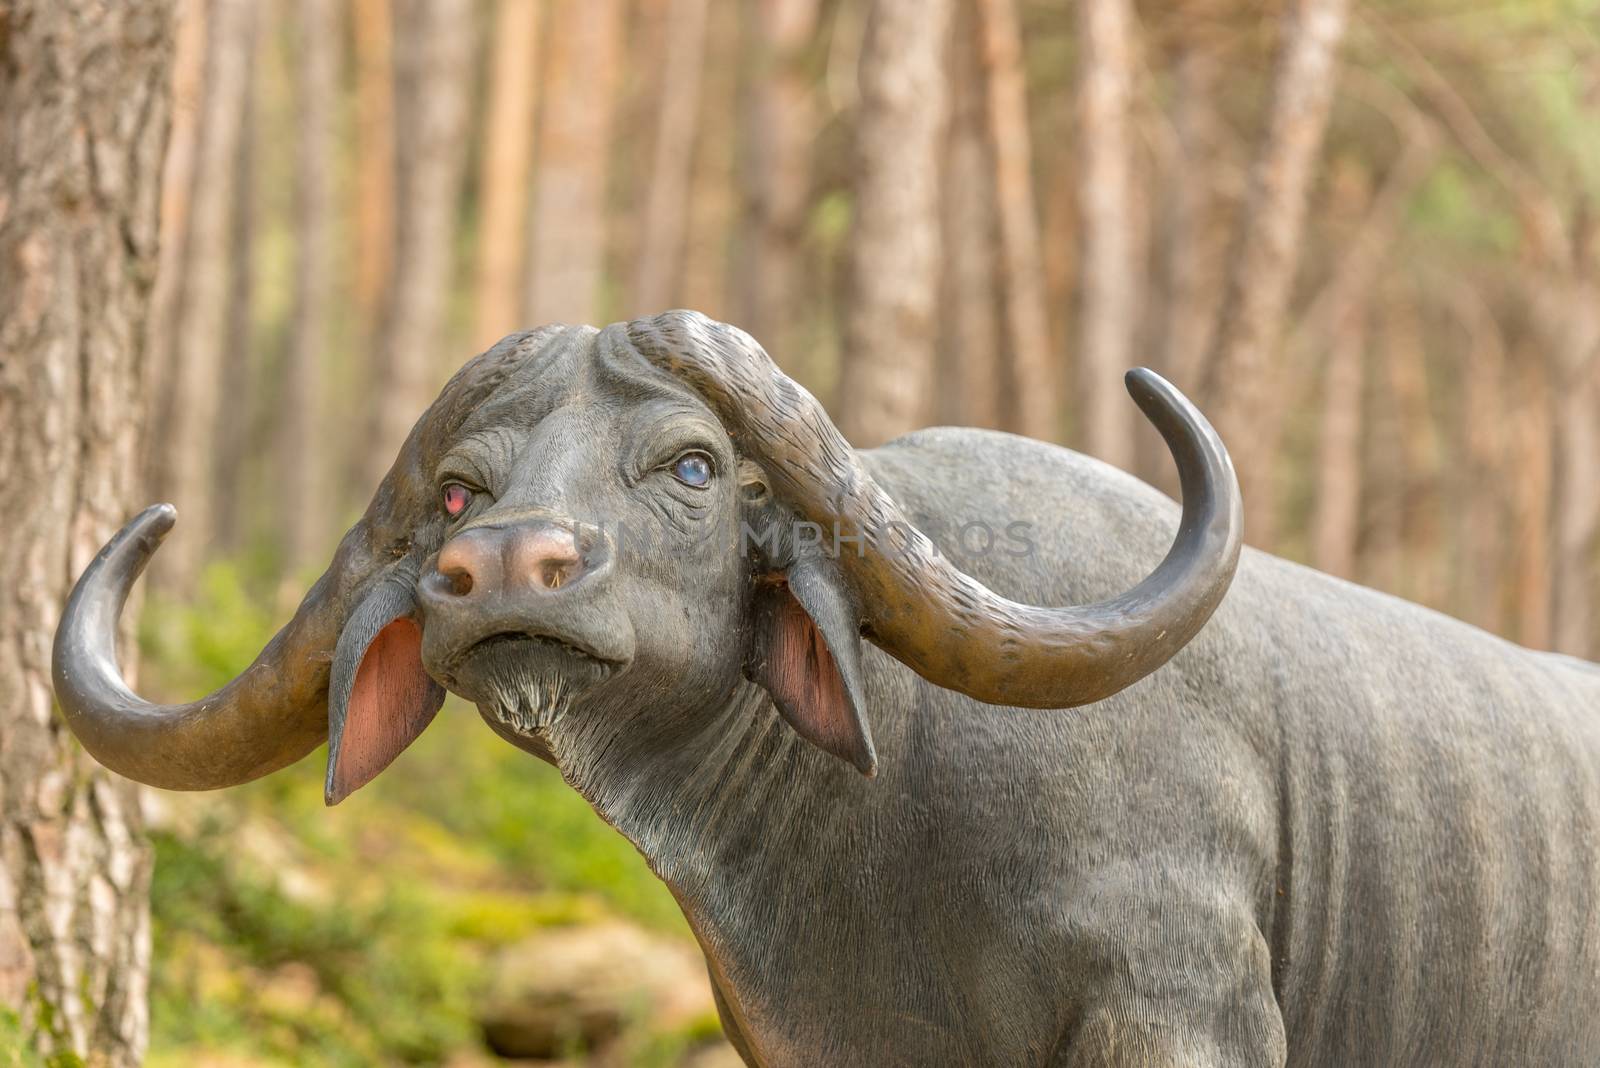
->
left=140, top=561, right=692, bottom=1066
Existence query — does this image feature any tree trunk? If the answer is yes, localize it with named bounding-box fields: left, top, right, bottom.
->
left=144, top=0, right=208, bottom=458
left=0, top=2, right=172, bottom=1062
left=1074, top=0, right=1137, bottom=465
left=1156, top=40, right=1222, bottom=394
left=352, top=0, right=397, bottom=337
left=1549, top=378, right=1597, bottom=656
left=525, top=0, right=623, bottom=326
left=1545, top=213, right=1600, bottom=656
left=974, top=0, right=1054, bottom=442
left=631, top=0, right=712, bottom=315
left=1307, top=139, right=1434, bottom=580
left=473, top=0, right=542, bottom=350
left=680, top=2, right=740, bottom=322
left=733, top=0, right=819, bottom=370
left=1358, top=299, right=1407, bottom=597
left=1201, top=0, right=1349, bottom=548
left=936, top=0, right=1001, bottom=429
left=1384, top=291, right=1444, bottom=607
left=365, top=0, right=476, bottom=488
left=281, top=0, right=341, bottom=573
left=1038, top=112, right=1079, bottom=426
left=1509, top=340, right=1554, bottom=650
left=1311, top=301, right=1365, bottom=579
left=837, top=0, right=954, bottom=446
left=150, top=0, right=257, bottom=592
left=213, top=4, right=260, bottom=551
left=1448, top=281, right=1506, bottom=632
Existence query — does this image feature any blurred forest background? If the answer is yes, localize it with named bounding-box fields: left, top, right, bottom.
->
left=5, top=0, right=1600, bottom=1065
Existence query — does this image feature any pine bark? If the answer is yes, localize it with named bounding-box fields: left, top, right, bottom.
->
left=632, top=0, right=713, bottom=314
left=0, top=2, right=172, bottom=1062
left=1311, top=303, right=1365, bottom=579
left=680, top=2, right=740, bottom=321
left=1359, top=298, right=1407, bottom=596
left=281, top=0, right=342, bottom=570
left=974, top=0, right=1054, bottom=441
left=149, top=0, right=258, bottom=592
left=352, top=0, right=397, bottom=335
left=525, top=0, right=624, bottom=326
left=1384, top=292, right=1444, bottom=607
left=213, top=5, right=260, bottom=550
left=473, top=0, right=542, bottom=350
left=1544, top=217, right=1600, bottom=657
left=1039, top=120, right=1079, bottom=411
left=1155, top=41, right=1222, bottom=393
left=1307, top=139, right=1434, bottom=580
left=1074, top=0, right=1137, bottom=465
left=937, top=0, right=1002, bottom=429
left=365, top=0, right=476, bottom=487
left=837, top=0, right=955, bottom=446
left=733, top=0, right=819, bottom=366
left=144, top=0, right=208, bottom=456
left=1201, top=0, right=1350, bottom=547
left=1448, top=281, right=1506, bottom=632
left=1510, top=340, right=1554, bottom=649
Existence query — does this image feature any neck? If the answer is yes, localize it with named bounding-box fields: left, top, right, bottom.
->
left=556, top=674, right=942, bottom=1064
left=570, top=685, right=789, bottom=872
left=562, top=680, right=879, bottom=929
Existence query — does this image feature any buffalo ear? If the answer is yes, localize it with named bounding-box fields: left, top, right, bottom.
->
left=325, top=581, right=445, bottom=805
left=749, top=556, right=877, bottom=777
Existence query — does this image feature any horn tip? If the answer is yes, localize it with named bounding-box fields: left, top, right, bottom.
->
left=1123, top=366, right=1168, bottom=400
left=138, top=502, right=179, bottom=537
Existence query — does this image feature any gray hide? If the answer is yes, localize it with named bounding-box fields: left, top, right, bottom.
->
left=53, top=321, right=1600, bottom=1066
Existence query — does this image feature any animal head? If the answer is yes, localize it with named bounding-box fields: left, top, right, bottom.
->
left=51, top=311, right=1243, bottom=801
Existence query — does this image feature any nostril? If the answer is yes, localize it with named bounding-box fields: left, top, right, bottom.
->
left=538, top=562, right=571, bottom=590
left=437, top=531, right=496, bottom=598
left=443, top=567, right=475, bottom=597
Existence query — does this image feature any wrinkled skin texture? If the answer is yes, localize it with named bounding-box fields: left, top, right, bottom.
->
left=59, top=322, right=1600, bottom=1065
left=391, top=327, right=1600, bottom=1066
left=411, top=325, right=753, bottom=769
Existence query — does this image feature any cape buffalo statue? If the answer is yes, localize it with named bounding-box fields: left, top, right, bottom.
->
left=53, top=311, right=1600, bottom=1066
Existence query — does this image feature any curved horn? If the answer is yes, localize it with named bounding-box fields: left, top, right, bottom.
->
left=52, top=504, right=350, bottom=789
left=51, top=328, right=560, bottom=791
left=624, top=311, right=1243, bottom=709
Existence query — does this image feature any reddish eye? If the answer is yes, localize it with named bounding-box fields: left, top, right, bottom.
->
left=442, top=483, right=472, bottom=517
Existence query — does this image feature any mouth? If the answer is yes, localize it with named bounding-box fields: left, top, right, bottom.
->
left=463, top=629, right=618, bottom=666
left=441, top=631, right=621, bottom=738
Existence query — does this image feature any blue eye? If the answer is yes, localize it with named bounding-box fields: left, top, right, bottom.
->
left=672, top=452, right=713, bottom=488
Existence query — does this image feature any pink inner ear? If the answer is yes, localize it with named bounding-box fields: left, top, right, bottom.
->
left=329, top=618, right=440, bottom=802
left=766, top=593, right=857, bottom=755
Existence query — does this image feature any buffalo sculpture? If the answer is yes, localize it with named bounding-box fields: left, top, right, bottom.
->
left=53, top=311, right=1600, bottom=1065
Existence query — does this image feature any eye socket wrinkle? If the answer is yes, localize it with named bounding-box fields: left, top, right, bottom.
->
left=436, top=434, right=503, bottom=495
left=622, top=409, right=729, bottom=485
left=439, top=406, right=730, bottom=499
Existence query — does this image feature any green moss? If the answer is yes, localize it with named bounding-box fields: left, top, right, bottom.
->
left=0, top=1000, right=87, bottom=1068
left=0, top=1008, right=46, bottom=1068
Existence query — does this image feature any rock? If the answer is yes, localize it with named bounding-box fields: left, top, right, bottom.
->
left=477, top=920, right=717, bottom=1059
